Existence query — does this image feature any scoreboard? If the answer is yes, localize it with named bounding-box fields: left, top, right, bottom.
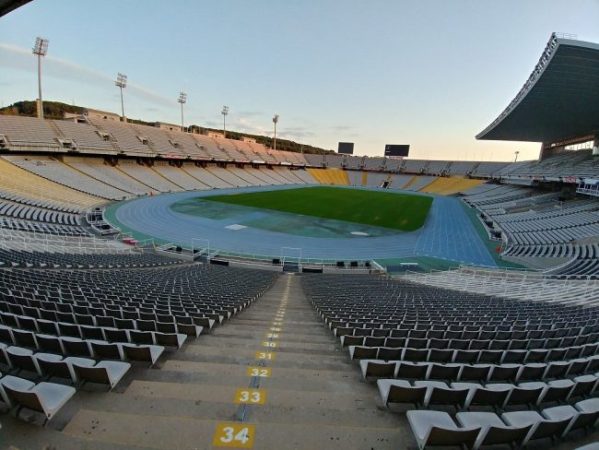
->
left=384, top=144, right=410, bottom=157
left=337, top=142, right=354, bottom=155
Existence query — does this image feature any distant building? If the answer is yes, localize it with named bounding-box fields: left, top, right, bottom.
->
left=207, top=130, right=225, bottom=139
left=154, top=122, right=181, bottom=132
left=64, top=108, right=120, bottom=123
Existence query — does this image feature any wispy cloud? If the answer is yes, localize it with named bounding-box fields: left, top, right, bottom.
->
left=237, top=110, right=264, bottom=118
left=278, top=126, right=316, bottom=140
left=329, top=125, right=354, bottom=131
left=0, top=42, right=176, bottom=108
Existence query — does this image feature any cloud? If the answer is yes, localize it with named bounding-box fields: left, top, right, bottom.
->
left=0, top=42, right=176, bottom=108
left=225, top=115, right=270, bottom=137
left=278, top=126, right=316, bottom=140
left=237, top=110, right=264, bottom=118
left=329, top=125, right=354, bottom=131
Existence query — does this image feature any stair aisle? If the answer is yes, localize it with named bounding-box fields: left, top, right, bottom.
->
left=1, top=273, right=406, bottom=449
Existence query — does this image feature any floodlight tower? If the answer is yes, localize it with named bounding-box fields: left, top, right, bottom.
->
left=221, top=105, right=229, bottom=138
left=115, top=73, right=127, bottom=122
left=272, top=114, right=279, bottom=151
left=514, top=150, right=520, bottom=163
left=32, top=37, right=49, bottom=120
left=178, top=92, right=187, bottom=131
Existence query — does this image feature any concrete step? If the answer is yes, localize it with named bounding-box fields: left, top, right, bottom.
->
left=136, top=369, right=368, bottom=393
left=182, top=344, right=350, bottom=370
left=126, top=380, right=384, bottom=413
left=63, top=409, right=406, bottom=450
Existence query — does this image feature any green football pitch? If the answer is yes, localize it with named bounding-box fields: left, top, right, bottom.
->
left=204, top=186, right=433, bottom=231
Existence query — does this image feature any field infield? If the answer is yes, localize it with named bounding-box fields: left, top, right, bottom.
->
left=203, top=186, right=432, bottom=231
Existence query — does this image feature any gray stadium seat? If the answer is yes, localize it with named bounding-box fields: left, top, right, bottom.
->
left=407, top=410, right=481, bottom=450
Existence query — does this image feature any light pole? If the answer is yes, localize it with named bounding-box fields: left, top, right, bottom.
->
left=115, top=73, right=127, bottom=122
left=221, top=106, right=229, bottom=138
left=272, top=114, right=279, bottom=151
left=178, top=92, right=187, bottom=131
left=514, top=150, right=520, bottom=163
left=32, top=37, right=49, bottom=120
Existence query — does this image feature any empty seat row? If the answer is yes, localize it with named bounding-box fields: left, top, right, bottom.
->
left=378, top=375, right=598, bottom=410
left=407, top=398, right=599, bottom=450
left=0, top=308, right=200, bottom=339
left=334, top=323, right=598, bottom=340
left=1, top=336, right=163, bottom=368
left=351, top=342, right=598, bottom=364
left=341, top=332, right=598, bottom=350
left=359, top=357, right=599, bottom=383
left=0, top=317, right=187, bottom=351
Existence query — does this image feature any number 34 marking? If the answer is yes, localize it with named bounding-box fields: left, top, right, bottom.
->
left=212, top=422, right=255, bottom=448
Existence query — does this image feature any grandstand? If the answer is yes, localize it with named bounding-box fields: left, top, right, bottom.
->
left=0, top=27, right=598, bottom=450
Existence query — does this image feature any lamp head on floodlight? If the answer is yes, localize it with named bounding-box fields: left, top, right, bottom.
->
left=222, top=105, right=229, bottom=116
left=115, top=73, right=127, bottom=88
left=273, top=114, right=279, bottom=124
left=32, top=37, right=48, bottom=56
left=178, top=92, right=187, bottom=104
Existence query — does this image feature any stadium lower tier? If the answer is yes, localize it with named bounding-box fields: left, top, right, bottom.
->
left=0, top=154, right=484, bottom=203
left=0, top=153, right=597, bottom=275
left=1, top=269, right=597, bottom=449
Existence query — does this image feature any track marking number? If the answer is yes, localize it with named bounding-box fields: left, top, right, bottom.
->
left=234, top=388, right=266, bottom=405
left=212, top=423, right=255, bottom=448
left=255, top=351, right=275, bottom=360
left=247, top=366, right=271, bottom=377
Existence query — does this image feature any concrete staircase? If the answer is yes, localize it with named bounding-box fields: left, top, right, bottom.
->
left=1, top=273, right=407, bottom=449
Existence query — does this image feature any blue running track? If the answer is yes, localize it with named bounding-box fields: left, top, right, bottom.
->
left=109, top=186, right=496, bottom=267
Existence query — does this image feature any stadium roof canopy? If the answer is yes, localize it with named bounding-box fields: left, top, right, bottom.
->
left=0, top=0, right=31, bottom=17
left=477, top=33, right=599, bottom=144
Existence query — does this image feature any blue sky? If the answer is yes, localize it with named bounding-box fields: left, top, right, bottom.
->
left=1, top=0, right=598, bottom=161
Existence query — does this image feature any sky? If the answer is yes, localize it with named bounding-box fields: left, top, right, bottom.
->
left=1, top=0, right=599, bottom=162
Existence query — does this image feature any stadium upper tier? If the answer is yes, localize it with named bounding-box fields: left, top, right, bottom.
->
left=477, top=33, right=599, bottom=143
left=0, top=115, right=309, bottom=165
left=2, top=115, right=599, bottom=182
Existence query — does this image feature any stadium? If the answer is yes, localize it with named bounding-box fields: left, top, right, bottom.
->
left=0, top=1, right=598, bottom=449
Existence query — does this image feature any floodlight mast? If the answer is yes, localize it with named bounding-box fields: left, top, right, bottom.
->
left=178, top=92, right=187, bottom=131
left=32, top=37, right=49, bottom=120
left=221, top=106, right=229, bottom=138
left=115, top=73, right=127, bottom=122
left=514, top=150, right=520, bottom=163
left=272, top=114, right=279, bottom=151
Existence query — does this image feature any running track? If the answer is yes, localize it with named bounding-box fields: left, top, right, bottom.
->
left=110, top=185, right=496, bottom=266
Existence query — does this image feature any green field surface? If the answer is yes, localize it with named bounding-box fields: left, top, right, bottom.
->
left=204, top=187, right=433, bottom=231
